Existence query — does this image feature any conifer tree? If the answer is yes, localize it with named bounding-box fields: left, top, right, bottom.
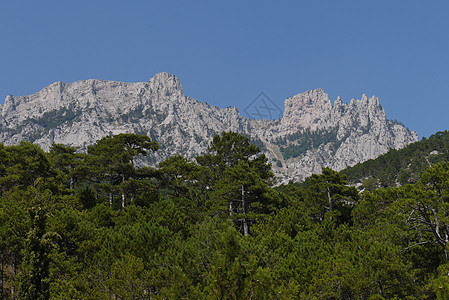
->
left=303, top=167, right=359, bottom=224
left=198, top=132, right=278, bottom=235
left=18, top=207, right=56, bottom=300
left=87, top=133, right=158, bottom=208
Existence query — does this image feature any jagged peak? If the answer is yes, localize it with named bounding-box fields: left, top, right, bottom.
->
left=4, top=94, right=14, bottom=102
left=304, top=88, right=325, bottom=94
left=334, top=96, right=343, bottom=106
left=347, top=94, right=379, bottom=104
left=333, top=94, right=383, bottom=110
left=148, top=72, right=184, bottom=96
left=149, top=71, right=179, bottom=82
left=285, top=88, right=330, bottom=106
left=299, top=88, right=327, bottom=98
left=0, top=75, right=418, bottom=184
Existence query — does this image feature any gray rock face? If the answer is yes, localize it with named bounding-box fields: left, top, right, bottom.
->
left=0, top=72, right=418, bottom=183
left=270, top=89, right=418, bottom=181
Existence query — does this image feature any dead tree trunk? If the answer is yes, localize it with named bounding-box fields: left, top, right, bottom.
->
left=327, top=186, right=333, bottom=221
left=229, top=201, right=233, bottom=217
left=242, top=185, right=249, bottom=236
left=121, top=174, right=126, bottom=208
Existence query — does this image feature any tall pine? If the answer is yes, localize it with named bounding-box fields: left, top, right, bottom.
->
left=18, top=207, right=55, bottom=300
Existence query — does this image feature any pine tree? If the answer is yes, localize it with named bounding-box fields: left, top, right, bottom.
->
left=87, top=133, right=158, bottom=208
left=17, top=207, right=56, bottom=300
left=303, top=167, right=359, bottom=224
left=198, top=132, right=278, bottom=235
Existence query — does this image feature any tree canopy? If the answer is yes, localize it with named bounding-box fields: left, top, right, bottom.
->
left=1, top=131, right=449, bottom=298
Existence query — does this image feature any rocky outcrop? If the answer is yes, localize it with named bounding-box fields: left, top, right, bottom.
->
left=0, top=72, right=418, bottom=183
left=270, top=89, right=418, bottom=181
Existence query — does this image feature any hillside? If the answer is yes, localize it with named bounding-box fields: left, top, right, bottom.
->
left=341, top=130, right=449, bottom=189
left=2, top=131, right=449, bottom=298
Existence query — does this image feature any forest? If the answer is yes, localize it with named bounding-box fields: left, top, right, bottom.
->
left=1, top=131, right=449, bottom=299
left=342, top=131, right=449, bottom=189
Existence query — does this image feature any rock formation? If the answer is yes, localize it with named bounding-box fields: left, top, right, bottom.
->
left=0, top=72, right=418, bottom=183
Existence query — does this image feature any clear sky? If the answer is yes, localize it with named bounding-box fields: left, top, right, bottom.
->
left=1, top=0, right=448, bottom=138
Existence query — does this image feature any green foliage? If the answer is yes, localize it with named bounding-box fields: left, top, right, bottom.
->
left=2, top=131, right=449, bottom=298
left=18, top=207, right=58, bottom=300
left=3, top=108, right=82, bottom=143
left=303, top=167, right=359, bottom=225
left=278, top=127, right=345, bottom=160
left=87, top=133, right=158, bottom=207
left=0, top=142, right=57, bottom=193
left=34, top=108, right=81, bottom=129
left=275, top=159, right=283, bottom=168
left=197, top=131, right=277, bottom=235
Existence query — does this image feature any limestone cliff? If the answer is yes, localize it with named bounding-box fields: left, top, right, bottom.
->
left=0, top=72, right=418, bottom=183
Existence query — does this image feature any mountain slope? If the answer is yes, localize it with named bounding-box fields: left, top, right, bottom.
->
left=341, top=130, right=449, bottom=189
left=0, top=72, right=418, bottom=183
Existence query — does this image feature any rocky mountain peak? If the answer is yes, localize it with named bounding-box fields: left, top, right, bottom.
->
left=2, top=95, right=16, bottom=115
left=0, top=74, right=418, bottom=184
left=148, top=72, right=184, bottom=98
left=280, top=88, right=333, bottom=134
left=335, top=96, right=343, bottom=104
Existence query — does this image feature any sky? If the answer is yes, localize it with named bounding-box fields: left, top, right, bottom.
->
left=1, top=0, right=448, bottom=138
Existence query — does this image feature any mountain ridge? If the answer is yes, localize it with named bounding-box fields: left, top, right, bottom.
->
left=0, top=72, right=418, bottom=183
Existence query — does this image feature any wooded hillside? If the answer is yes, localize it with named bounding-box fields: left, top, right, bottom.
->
left=1, top=132, right=449, bottom=299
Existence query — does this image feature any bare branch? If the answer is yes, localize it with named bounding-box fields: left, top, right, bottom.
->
left=402, top=241, right=435, bottom=252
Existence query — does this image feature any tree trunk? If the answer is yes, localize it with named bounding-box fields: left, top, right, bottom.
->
left=121, top=173, right=125, bottom=208
left=327, top=187, right=333, bottom=212
left=11, top=252, right=17, bottom=299
left=242, top=185, right=249, bottom=236
left=109, top=192, right=113, bottom=208
left=377, top=279, right=384, bottom=299
left=327, top=186, right=333, bottom=221
left=229, top=201, right=233, bottom=217
left=1, top=255, right=3, bottom=300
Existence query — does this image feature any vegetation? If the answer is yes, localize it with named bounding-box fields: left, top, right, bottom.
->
left=342, top=130, right=449, bottom=189
left=278, top=127, right=346, bottom=160
left=1, top=131, right=449, bottom=298
left=4, top=108, right=83, bottom=143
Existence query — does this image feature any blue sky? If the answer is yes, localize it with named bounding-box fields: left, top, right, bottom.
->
left=1, top=1, right=448, bottom=138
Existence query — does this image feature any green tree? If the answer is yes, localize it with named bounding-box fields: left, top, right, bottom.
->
left=48, top=143, right=85, bottom=192
left=18, top=207, right=58, bottom=300
left=303, top=167, right=359, bottom=224
left=158, top=154, right=202, bottom=198
left=389, top=162, right=449, bottom=261
left=198, top=132, right=277, bottom=235
left=0, top=187, right=50, bottom=298
left=87, top=133, right=158, bottom=208
left=0, top=142, right=57, bottom=194
left=212, top=161, right=281, bottom=236
left=105, top=253, right=151, bottom=299
left=157, top=155, right=208, bottom=224
left=196, top=131, right=273, bottom=185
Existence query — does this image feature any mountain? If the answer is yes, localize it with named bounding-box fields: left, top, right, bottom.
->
left=340, top=130, right=449, bottom=189
left=0, top=72, right=418, bottom=183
